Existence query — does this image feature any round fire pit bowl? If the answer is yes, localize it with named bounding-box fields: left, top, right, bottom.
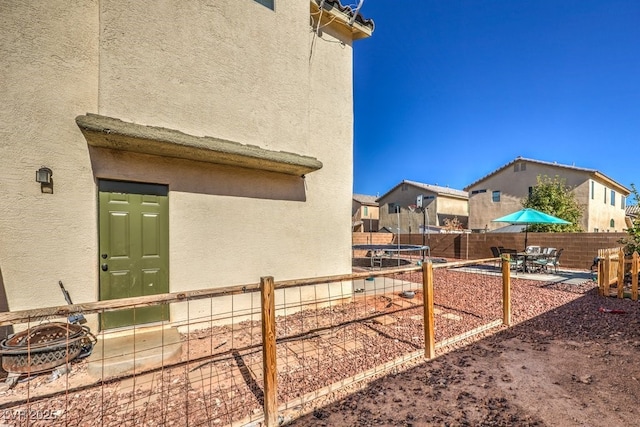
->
left=0, top=322, right=89, bottom=374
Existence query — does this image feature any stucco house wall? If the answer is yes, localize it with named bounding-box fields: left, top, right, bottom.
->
left=1, top=2, right=100, bottom=314
left=352, top=195, right=379, bottom=232
left=465, top=158, right=629, bottom=232
left=435, top=196, right=469, bottom=223
left=585, top=178, right=628, bottom=232
left=0, top=1, right=372, bottom=330
left=377, top=181, right=468, bottom=232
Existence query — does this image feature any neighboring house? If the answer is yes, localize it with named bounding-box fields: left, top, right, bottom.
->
left=0, top=0, right=373, bottom=330
left=490, top=224, right=527, bottom=233
left=626, top=205, right=640, bottom=229
left=352, top=194, right=379, bottom=232
left=464, top=157, right=630, bottom=233
left=377, top=180, right=469, bottom=233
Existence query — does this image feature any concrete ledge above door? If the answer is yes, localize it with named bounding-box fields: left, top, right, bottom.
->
left=76, top=113, right=323, bottom=177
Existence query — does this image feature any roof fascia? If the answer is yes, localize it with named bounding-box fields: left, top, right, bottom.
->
left=310, top=1, right=373, bottom=40
left=464, top=157, right=629, bottom=195
left=592, top=172, right=631, bottom=195
left=377, top=181, right=468, bottom=202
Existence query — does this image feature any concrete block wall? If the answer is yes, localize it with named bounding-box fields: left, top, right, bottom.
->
left=352, top=233, right=394, bottom=246
left=355, top=232, right=628, bottom=270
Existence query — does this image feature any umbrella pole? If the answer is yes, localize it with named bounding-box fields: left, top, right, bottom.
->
left=524, top=225, right=528, bottom=251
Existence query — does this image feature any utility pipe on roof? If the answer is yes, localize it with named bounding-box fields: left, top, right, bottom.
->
left=348, top=0, right=365, bottom=25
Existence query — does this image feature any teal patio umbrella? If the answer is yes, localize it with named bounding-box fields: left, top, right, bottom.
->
left=492, top=208, right=570, bottom=250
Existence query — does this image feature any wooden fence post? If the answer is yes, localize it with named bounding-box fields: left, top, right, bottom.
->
left=597, top=257, right=604, bottom=296
left=618, top=249, right=625, bottom=299
left=422, top=261, right=435, bottom=359
left=633, top=252, right=639, bottom=302
left=502, top=255, right=511, bottom=326
left=604, top=253, right=611, bottom=296
left=261, top=276, right=277, bottom=427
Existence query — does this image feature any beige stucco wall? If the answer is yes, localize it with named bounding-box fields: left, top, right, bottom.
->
left=467, top=160, right=627, bottom=232
left=435, top=196, right=468, bottom=219
left=378, top=186, right=468, bottom=231
left=352, top=202, right=379, bottom=221
left=352, top=201, right=379, bottom=232
left=378, top=187, right=430, bottom=232
left=585, top=178, right=627, bottom=232
left=1, top=1, right=361, bottom=330
left=0, top=2, right=100, bottom=315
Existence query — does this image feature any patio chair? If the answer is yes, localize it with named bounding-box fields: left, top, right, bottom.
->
left=490, top=246, right=501, bottom=267
left=547, top=248, right=564, bottom=273
left=500, top=248, right=522, bottom=271
left=371, top=249, right=386, bottom=268
left=533, top=249, right=563, bottom=273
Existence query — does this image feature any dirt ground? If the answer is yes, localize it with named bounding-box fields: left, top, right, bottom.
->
left=2, top=266, right=639, bottom=426
left=290, top=276, right=640, bottom=427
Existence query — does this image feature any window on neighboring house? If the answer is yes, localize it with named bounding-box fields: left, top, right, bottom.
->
left=611, top=190, right=615, bottom=206
left=591, top=181, right=595, bottom=199
left=401, top=183, right=408, bottom=191
left=492, top=191, right=501, bottom=202
left=254, top=0, right=274, bottom=9
left=471, top=189, right=486, bottom=195
left=528, top=186, right=533, bottom=196
left=388, top=203, right=399, bottom=214
left=604, top=187, right=607, bottom=204
left=521, top=163, right=526, bottom=171
left=622, top=196, right=626, bottom=209
left=425, top=195, right=435, bottom=200
left=610, top=219, right=615, bottom=228
left=514, top=164, right=520, bottom=172
left=363, top=206, right=368, bottom=217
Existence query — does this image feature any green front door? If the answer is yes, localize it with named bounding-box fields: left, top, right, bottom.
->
left=99, top=180, right=169, bottom=329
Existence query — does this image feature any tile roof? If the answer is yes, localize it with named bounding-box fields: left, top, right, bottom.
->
left=316, top=0, right=375, bottom=31
left=464, top=156, right=630, bottom=194
left=626, top=205, right=640, bottom=217
left=377, top=180, right=468, bottom=201
left=353, top=193, right=378, bottom=205
left=489, top=224, right=527, bottom=233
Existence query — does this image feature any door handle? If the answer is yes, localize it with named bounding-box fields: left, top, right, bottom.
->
left=101, top=263, right=109, bottom=271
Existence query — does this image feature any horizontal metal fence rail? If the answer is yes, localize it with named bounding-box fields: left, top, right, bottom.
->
left=0, top=257, right=509, bottom=426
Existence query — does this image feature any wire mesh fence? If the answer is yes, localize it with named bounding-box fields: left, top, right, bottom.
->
left=0, top=258, right=509, bottom=426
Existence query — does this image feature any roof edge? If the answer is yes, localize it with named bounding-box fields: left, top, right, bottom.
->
left=311, top=0, right=374, bottom=40
left=464, top=157, right=630, bottom=194
left=376, top=180, right=468, bottom=202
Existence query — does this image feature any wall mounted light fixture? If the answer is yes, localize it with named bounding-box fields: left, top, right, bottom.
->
left=36, top=167, right=53, bottom=193
left=35, top=167, right=52, bottom=184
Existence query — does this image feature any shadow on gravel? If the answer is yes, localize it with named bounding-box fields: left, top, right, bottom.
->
left=288, top=283, right=640, bottom=426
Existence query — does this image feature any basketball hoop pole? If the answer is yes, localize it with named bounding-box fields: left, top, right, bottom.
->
left=422, top=207, right=426, bottom=261
left=409, top=204, right=427, bottom=262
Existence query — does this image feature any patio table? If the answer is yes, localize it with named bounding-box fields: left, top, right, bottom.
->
left=516, top=252, right=545, bottom=273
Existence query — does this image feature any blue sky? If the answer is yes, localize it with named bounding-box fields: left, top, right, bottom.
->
left=352, top=0, right=640, bottom=197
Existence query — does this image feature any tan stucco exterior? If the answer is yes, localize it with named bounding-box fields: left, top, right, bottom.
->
left=352, top=195, right=379, bottom=232
left=465, top=158, right=629, bottom=232
left=0, top=1, right=371, bottom=330
left=377, top=181, right=469, bottom=233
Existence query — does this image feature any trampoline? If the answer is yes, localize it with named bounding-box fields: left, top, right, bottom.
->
left=352, top=244, right=430, bottom=268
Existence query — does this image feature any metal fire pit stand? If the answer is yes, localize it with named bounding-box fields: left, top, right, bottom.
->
left=0, top=322, right=95, bottom=388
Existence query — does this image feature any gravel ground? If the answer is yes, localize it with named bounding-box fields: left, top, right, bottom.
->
left=3, top=266, right=638, bottom=426
left=289, top=269, right=640, bottom=426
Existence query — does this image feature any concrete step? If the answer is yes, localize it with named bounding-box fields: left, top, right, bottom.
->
left=87, top=327, right=182, bottom=380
